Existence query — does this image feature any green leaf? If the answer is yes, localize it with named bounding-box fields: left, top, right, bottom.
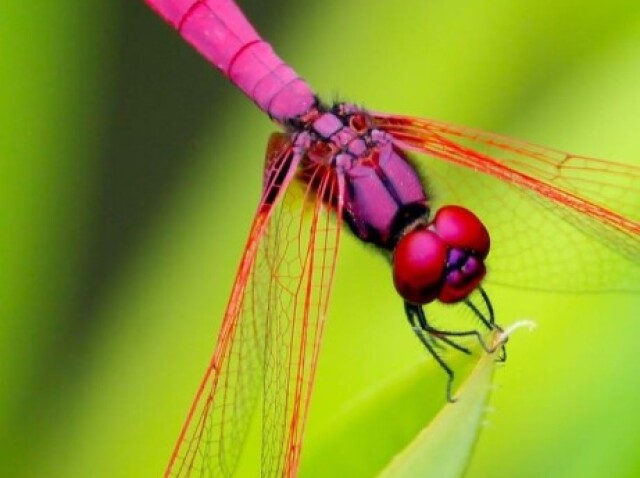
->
left=301, top=325, right=532, bottom=478
left=377, top=345, right=499, bottom=478
left=378, top=322, right=534, bottom=477
left=300, top=345, right=492, bottom=476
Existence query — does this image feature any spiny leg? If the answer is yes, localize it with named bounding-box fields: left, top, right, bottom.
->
left=408, top=302, right=472, bottom=354
left=419, top=301, right=493, bottom=354
left=478, top=287, right=497, bottom=328
left=478, top=287, right=507, bottom=361
left=429, top=327, right=492, bottom=354
left=463, top=287, right=497, bottom=332
left=405, top=290, right=507, bottom=402
left=464, top=287, right=507, bottom=361
left=405, top=303, right=462, bottom=402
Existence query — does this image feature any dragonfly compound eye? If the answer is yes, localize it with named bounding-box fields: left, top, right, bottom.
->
left=392, top=206, right=490, bottom=305
left=393, top=228, right=448, bottom=305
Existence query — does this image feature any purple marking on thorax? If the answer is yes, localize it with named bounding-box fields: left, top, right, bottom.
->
left=313, top=114, right=343, bottom=138
left=333, top=129, right=357, bottom=148
left=145, top=0, right=316, bottom=122
left=345, top=162, right=400, bottom=240
left=376, top=142, right=426, bottom=206
left=334, top=153, right=353, bottom=170
left=316, top=123, right=428, bottom=247
left=299, top=105, right=429, bottom=247
left=347, top=139, right=367, bottom=156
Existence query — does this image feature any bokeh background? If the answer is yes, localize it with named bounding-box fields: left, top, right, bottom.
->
left=2, top=0, right=639, bottom=476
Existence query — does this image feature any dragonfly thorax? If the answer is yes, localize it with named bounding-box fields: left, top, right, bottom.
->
left=292, top=102, right=491, bottom=305
left=293, top=102, right=431, bottom=249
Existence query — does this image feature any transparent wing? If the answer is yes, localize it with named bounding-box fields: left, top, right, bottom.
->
left=164, top=134, right=343, bottom=477
left=260, top=155, right=343, bottom=477
left=165, top=136, right=297, bottom=477
left=374, top=113, right=640, bottom=292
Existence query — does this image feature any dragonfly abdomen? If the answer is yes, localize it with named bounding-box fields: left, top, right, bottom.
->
left=148, top=0, right=316, bottom=122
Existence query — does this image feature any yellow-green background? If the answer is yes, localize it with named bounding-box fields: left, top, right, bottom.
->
left=2, top=0, right=639, bottom=476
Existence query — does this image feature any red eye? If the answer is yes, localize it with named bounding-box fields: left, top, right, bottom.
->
left=393, top=228, right=447, bottom=305
left=392, top=206, right=490, bottom=305
left=349, top=113, right=368, bottom=132
left=432, top=206, right=490, bottom=258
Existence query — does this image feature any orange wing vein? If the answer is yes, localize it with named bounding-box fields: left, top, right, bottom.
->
left=164, top=134, right=343, bottom=477
left=374, top=113, right=640, bottom=292
left=260, top=155, right=343, bottom=477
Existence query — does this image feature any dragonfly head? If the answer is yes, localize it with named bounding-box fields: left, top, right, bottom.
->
left=392, top=206, right=490, bottom=305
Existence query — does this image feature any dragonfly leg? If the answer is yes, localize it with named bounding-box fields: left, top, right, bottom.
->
left=431, top=332, right=473, bottom=355
left=405, top=294, right=510, bottom=401
left=429, top=327, right=491, bottom=354
left=405, top=302, right=460, bottom=402
left=426, top=319, right=507, bottom=360
left=463, top=286, right=500, bottom=331
left=464, top=287, right=507, bottom=362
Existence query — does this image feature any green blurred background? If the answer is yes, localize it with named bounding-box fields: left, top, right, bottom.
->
left=2, top=0, right=639, bottom=476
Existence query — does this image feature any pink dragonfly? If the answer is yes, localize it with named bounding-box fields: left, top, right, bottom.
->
left=144, top=0, right=640, bottom=476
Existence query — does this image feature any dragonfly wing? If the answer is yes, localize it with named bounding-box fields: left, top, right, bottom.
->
left=374, top=113, right=640, bottom=292
left=165, top=134, right=343, bottom=477
left=165, top=135, right=302, bottom=477
left=260, top=157, right=343, bottom=477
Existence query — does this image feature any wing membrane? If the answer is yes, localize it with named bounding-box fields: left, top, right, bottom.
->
left=165, top=137, right=300, bottom=477
left=261, top=163, right=342, bottom=477
left=164, top=137, right=342, bottom=477
left=374, top=113, right=640, bottom=292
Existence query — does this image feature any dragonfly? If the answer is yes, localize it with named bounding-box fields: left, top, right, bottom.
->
left=144, top=0, right=640, bottom=476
